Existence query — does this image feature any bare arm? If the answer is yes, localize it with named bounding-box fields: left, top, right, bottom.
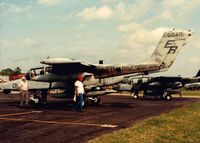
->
left=18, top=85, right=22, bottom=92
left=75, top=86, right=79, bottom=96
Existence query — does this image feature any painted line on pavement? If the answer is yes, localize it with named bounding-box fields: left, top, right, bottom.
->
left=0, top=117, right=118, bottom=128
left=0, top=111, right=42, bottom=117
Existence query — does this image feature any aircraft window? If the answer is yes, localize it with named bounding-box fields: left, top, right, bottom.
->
left=40, top=69, right=45, bottom=75
left=46, top=67, right=52, bottom=73
left=33, top=70, right=39, bottom=76
left=30, top=70, right=36, bottom=77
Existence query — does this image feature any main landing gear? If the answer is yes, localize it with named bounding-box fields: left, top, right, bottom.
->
left=83, top=96, right=101, bottom=107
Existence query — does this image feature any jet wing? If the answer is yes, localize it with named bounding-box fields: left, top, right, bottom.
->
left=41, top=58, right=86, bottom=65
left=40, top=58, right=98, bottom=74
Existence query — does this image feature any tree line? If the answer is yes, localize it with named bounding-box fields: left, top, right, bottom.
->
left=0, top=67, right=22, bottom=76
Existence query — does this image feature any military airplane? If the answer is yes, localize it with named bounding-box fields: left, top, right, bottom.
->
left=114, top=69, right=200, bottom=100
left=0, top=29, right=192, bottom=106
left=184, top=83, right=200, bottom=90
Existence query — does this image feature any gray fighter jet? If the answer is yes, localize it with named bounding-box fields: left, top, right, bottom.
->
left=114, top=70, right=200, bottom=100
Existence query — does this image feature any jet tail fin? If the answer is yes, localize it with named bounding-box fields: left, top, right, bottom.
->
left=195, top=69, right=200, bottom=77
left=149, top=29, right=192, bottom=71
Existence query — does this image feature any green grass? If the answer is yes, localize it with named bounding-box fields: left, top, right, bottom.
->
left=181, top=90, right=200, bottom=96
left=88, top=101, right=200, bottom=143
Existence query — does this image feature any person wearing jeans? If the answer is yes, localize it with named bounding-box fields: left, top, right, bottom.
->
left=74, top=74, right=84, bottom=112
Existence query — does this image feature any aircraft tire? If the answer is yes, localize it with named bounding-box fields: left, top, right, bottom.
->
left=165, top=94, right=172, bottom=101
left=93, top=97, right=101, bottom=105
left=3, top=89, right=11, bottom=94
left=29, top=95, right=42, bottom=106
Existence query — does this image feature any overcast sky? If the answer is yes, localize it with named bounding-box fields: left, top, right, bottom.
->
left=0, top=0, right=200, bottom=76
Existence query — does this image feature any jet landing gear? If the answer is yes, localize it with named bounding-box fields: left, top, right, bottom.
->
left=29, top=91, right=42, bottom=105
left=164, top=93, right=172, bottom=101
left=30, top=95, right=41, bottom=104
left=29, top=90, right=48, bottom=106
left=84, top=96, right=101, bottom=107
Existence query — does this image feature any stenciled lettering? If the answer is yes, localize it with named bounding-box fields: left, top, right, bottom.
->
left=164, top=40, right=178, bottom=54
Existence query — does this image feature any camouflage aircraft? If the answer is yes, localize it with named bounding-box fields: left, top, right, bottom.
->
left=0, top=29, right=192, bottom=106
left=114, top=70, right=200, bottom=100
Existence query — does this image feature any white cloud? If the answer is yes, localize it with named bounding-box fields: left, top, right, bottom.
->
left=23, top=38, right=44, bottom=48
left=118, top=23, right=143, bottom=32
left=160, top=10, right=173, bottom=20
left=116, top=27, right=170, bottom=61
left=162, top=0, right=200, bottom=15
left=100, top=0, right=119, bottom=3
left=23, top=38, right=34, bottom=46
left=115, top=0, right=153, bottom=21
left=194, top=41, right=200, bottom=49
left=188, top=57, right=200, bottom=64
left=78, top=0, right=152, bottom=21
left=126, top=27, right=170, bottom=47
left=181, top=0, right=200, bottom=13
left=77, top=5, right=114, bottom=21
left=143, top=0, right=200, bottom=25
left=38, top=0, right=61, bottom=6
left=162, top=0, right=186, bottom=7
left=190, top=37, right=200, bottom=49
left=0, top=38, right=10, bottom=48
left=8, top=4, right=31, bottom=13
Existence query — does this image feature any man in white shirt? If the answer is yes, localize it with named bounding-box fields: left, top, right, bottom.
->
left=74, top=74, right=85, bottom=112
left=18, top=76, right=29, bottom=106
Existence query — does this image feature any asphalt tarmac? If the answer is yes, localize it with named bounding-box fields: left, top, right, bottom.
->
left=0, top=92, right=199, bottom=143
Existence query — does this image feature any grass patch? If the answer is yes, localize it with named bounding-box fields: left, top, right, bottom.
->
left=88, top=101, right=200, bottom=143
left=181, top=90, right=200, bottom=96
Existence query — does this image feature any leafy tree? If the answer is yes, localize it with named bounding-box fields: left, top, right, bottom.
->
left=14, top=67, right=22, bottom=75
left=0, top=67, right=22, bottom=76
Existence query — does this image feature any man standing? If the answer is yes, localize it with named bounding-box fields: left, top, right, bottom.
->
left=18, top=76, right=29, bottom=106
left=74, top=74, right=84, bottom=112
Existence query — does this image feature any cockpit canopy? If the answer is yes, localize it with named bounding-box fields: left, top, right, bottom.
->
left=25, top=66, right=51, bottom=80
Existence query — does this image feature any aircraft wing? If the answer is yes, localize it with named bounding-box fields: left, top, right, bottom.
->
left=40, top=58, right=98, bottom=74
left=0, top=79, right=50, bottom=91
